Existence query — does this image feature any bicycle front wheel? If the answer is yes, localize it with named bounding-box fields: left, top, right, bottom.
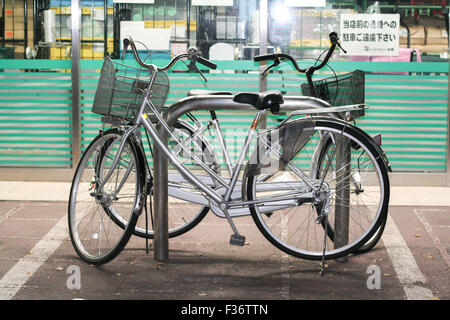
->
left=246, top=118, right=390, bottom=260
left=68, top=130, right=144, bottom=264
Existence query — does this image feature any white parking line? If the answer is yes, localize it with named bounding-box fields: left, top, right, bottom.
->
left=0, top=214, right=68, bottom=300
left=382, top=214, right=434, bottom=300
left=414, top=208, right=450, bottom=268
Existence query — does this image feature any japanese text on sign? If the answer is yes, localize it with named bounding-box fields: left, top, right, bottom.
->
left=340, top=14, right=400, bottom=56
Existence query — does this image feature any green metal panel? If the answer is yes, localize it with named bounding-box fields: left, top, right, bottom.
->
left=2, top=58, right=441, bottom=173
left=80, top=59, right=448, bottom=173
left=0, top=60, right=72, bottom=168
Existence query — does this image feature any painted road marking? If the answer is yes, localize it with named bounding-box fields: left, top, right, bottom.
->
left=382, top=214, right=434, bottom=300
left=0, top=213, right=68, bottom=300
left=414, top=208, right=450, bottom=268
left=0, top=203, right=24, bottom=224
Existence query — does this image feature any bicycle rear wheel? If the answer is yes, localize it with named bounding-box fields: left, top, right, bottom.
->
left=68, top=130, right=144, bottom=264
left=313, top=135, right=388, bottom=254
left=246, top=118, right=389, bottom=260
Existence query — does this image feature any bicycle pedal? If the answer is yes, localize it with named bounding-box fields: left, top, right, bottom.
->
left=230, top=234, right=246, bottom=246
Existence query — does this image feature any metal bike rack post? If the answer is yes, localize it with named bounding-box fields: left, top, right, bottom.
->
left=258, top=0, right=268, bottom=129
left=152, top=95, right=337, bottom=261
left=153, top=122, right=169, bottom=262
left=334, top=136, right=351, bottom=254
left=71, top=0, right=82, bottom=168
left=447, top=10, right=450, bottom=187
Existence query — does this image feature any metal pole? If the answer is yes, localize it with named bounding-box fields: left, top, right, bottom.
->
left=153, top=123, right=169, bottom=262
left=258, top=0, right=268, bottom=129
left=23, top=0, right=27, bottom=59
left=12, top=0, right=14, bottom=49
left=33, top=0, right=38, bottom=48
left=334, top=136, right=351, bottom=254
left=71, top=0, right=81, bottom=168
left=104, top=0, right=108, bottom=55
left=187, top=0, right=191, bottom=45
left=447, top=10, right=450, bottom=187
left=1, top=0, right=5, bottom=46
left=113, top=3, right=120, bottom=58
left=152, top=0, right=175, bottom=264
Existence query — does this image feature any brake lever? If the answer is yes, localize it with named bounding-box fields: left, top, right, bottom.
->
left=188, top=60, right=208, bottom=82
left=261, top=64, right=275, bottom=78
left=337, top=41, right=347, bottom=54
left=261, top=57, right=281, bottom=78
left=186, top=46, right=208, bottom=82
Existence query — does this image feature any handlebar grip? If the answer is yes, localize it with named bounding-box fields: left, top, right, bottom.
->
left=329, top=32, right=338, bottom=44
left=197, top=56, right=217, bottom=70
left=254, top=54, right=278, bottom=62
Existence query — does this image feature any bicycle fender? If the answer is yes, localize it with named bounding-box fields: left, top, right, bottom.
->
left=313, top=116, right=392, bottom=173
left=246, top=118, right=316, bottom=177
left=127, top=131, right=148, bottom=216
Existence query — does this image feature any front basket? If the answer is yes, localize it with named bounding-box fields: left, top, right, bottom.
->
left=301, top=70, right=365, bottom=106
left=91, top=57, right=169, bottom=121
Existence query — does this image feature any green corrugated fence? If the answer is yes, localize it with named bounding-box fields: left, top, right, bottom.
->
left=0, top=58, right=448, bottom=173
left=0, top=59, right=72, bottom=168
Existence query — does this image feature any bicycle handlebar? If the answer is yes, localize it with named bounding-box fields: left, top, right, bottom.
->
left=122, top=37, right=217, bottom=73
left=311, top=32, right=338, bottom=71
left=254, top=32, right=346, bottom=76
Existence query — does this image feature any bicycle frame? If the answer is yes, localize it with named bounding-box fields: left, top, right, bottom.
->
left=136, top=95, right=287, bottom=209
left=92, top=32, right=372, bottom=242
left=182, top=113, right=235, bottom=177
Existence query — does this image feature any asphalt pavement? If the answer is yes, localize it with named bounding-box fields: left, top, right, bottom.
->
left=0, top=183, right=448, bottom=306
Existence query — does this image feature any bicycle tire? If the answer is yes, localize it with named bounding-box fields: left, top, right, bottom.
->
left=246, top=118, right=390, bottom=261
left=68, top=130, right=144, bottom=265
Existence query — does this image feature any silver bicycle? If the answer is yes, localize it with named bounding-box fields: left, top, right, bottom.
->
left=125, top=33, right=390, bottom=255
left=68, top=34, right=390, bottom=266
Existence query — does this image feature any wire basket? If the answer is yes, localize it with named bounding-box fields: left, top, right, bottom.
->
left=301, top=70, right=365, bottom=106
left=91, top=57, right=169, bottom=121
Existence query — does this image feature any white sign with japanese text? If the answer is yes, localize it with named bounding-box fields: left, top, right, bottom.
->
left=340, top=14, right=400, bottom=56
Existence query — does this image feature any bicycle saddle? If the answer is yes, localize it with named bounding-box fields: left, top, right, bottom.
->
left=233, top=90, right=284, bottom=114
left=187, top=89, right=233, bottom=96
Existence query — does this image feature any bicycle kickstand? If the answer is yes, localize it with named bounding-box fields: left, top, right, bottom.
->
left=320, top=214, right=328, bottom=276
left=316, top=199, right=330, bottom=276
